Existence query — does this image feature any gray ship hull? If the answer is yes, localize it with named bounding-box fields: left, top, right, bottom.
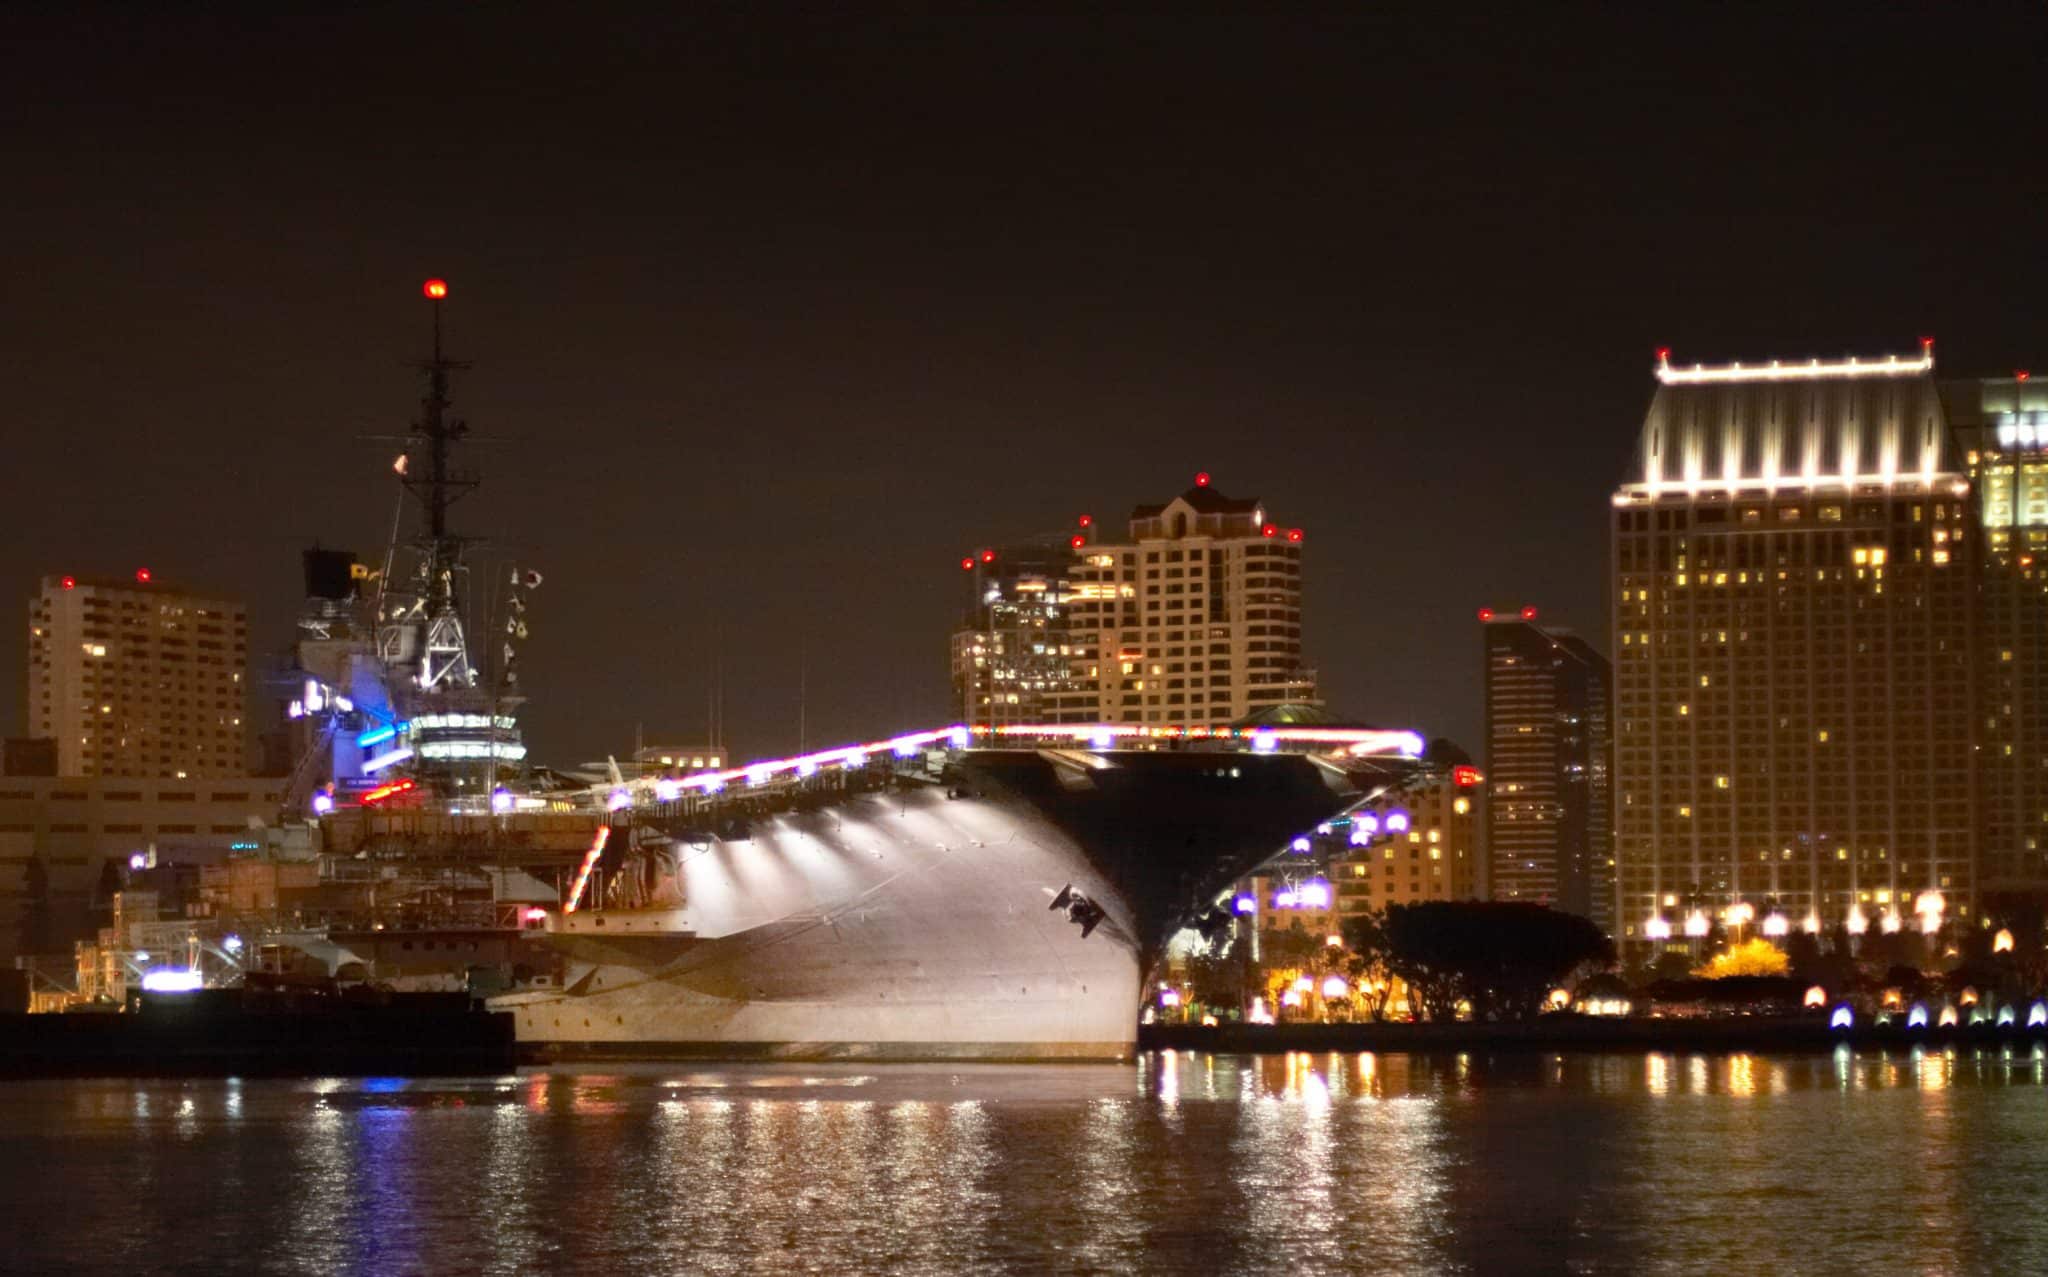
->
left=499, top=748, right=1383, bottom=1061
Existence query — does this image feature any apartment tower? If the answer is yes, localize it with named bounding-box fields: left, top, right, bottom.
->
left=1057, top=475, right=1319, bottom=726
left=26, top=572, right=249, bottom=778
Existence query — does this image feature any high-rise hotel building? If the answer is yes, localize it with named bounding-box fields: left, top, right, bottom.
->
left=1611, top=346, right=1976, bottom=952
left=1482, top=610, right=1612, bottom=931
left=1942, top=376, right=2048, bottom=901
left=1058, top=476, right=1319, bottom=726
left=26, top=573, right=250, bottom=778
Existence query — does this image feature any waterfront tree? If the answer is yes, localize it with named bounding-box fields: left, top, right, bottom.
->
left=1382, top=902, right=1612, bottom=1022
left=1339, top=908, right=1397, bottom=1021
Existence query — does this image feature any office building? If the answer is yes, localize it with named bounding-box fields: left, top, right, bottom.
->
left=1611, top=346, right=1976, bottom=955
left=951, top=541, right=1086, bottom=727
left=1941, top=376, right=2048, bottom=902
left=26, top=572, right=249, bottom=778
left=1481, top=609, right=1612, bottom=931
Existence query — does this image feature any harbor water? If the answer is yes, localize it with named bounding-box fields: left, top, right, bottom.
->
left=5, top=1050, right=2046, bottom=1275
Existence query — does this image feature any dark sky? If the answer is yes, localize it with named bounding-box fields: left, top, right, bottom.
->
left=5, top=7, right=2046, bottom=766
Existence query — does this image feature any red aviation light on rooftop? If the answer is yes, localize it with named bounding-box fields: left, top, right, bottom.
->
left=980, top=549, right=997, bottom=564
left=1477, top=607, right=1494, bottom=622
left=422, top=278, right=448, bottom=300
left=1069, top=534, right=1086, bottom=549
left=135, top=568, right=152, bottom=584
left=1287, top=528, right=1304, bottom=543
left=1520, top=606, right=1537, bottom=621
left=959, top=557, right=975, bottom=571
left=1655, top=346, right=1672, bottom=366
left=1261, top=524, right=1278, bottom=538
left=60, top=576, right=76, bottom=591
left=1077, top=514, right=1092, bottom=528
left=2019, top=370, right=2033, bottom=383
left=1452, top=764, right=1484, bottom=788
left=1194, top=471, right=1211, bottom=487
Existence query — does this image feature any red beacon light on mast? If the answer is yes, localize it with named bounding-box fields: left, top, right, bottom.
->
left=1286, top=528, right=1304, bottom=543
left=1194, top=471, right=1211, bottom=487
left=135, top=568, right=152, bottom=584
left=1069, top=534, right=1086, bottom=549
left=1261, top=524, right=1278, bottom=538
left=1520, top=606, right=1538, bottom=621
left=1077, top=514, right=1093, bottom=528
left=60, top=576, right=76, bottom=591
left=1477, top=607, right=1494, bottom=622
left=959, top=557, right=975, bottom=571
left=422, top=279, right=449, bottom=300
left=980, top=549, right=997, bottom=564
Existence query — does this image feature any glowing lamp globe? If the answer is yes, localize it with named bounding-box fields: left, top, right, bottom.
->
left=1803, top=985, right=1827, bottom=1008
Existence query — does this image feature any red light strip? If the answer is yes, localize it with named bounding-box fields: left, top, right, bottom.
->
left=361, top=779, right=416, bottom=805
left=563, top=825, right=612, bottom=913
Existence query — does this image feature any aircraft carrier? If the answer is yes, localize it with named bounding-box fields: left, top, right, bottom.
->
left=501, top=727, right=1425, bottom=1062
left=240, top=279, right=1430, bottom=1061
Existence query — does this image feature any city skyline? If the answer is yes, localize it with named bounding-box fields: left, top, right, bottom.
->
left=8, top=9, right=2048, bottom=766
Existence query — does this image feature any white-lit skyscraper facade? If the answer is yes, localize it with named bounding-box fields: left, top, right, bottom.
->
left=1611, top=346, right=1976, bottom=953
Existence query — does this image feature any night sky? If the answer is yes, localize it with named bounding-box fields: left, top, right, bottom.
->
left=6, top=8, right=2046, bottom=767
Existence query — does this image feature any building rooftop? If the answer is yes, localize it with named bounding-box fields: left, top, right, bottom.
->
left=1130, top=483, right=1262, bottom=520
left=1623, top=348, right=1961, bottom=495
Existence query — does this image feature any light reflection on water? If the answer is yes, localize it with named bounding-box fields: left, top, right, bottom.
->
left=6, top=1051, right=2048, bottom=1274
